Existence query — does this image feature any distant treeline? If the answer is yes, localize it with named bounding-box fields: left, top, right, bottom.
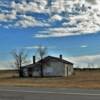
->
left=0, top=69, right=17, bottom=73
left=74, top=68, right=100, bottom=71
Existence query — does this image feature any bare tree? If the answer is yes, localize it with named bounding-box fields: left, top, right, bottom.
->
left=11, top=49, right=28, bottom=77
left=36, top=45, right=47, bottom=77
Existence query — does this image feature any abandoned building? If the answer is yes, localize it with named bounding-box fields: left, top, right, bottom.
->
left=21, top=55, right=74, bottom=77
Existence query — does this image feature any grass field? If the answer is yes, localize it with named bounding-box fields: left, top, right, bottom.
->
left=0, top=70, right=100, bottom=89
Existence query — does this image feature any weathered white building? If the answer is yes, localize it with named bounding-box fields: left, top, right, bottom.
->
left=21, top=55, right=74, bottom=77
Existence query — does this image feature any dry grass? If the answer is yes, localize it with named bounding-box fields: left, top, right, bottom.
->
left=0, top=70, right=100, bottom=89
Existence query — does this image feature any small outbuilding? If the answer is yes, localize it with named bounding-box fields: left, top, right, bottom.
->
left=21, top=55, right=74, bottom=77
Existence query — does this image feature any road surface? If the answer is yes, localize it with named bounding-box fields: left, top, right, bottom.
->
left=0, top=87, right=100, bottom=100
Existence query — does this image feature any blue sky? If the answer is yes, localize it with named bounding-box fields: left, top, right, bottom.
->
left=0, top=0, right=100, bottom=69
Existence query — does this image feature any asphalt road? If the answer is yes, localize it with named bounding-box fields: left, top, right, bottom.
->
left=0, top=87, right=100, bottom=100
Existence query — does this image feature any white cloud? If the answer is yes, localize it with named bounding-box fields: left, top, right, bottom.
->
left=5, top=14, right=49, bottom=28
left=0, top=10, right=16, bottom=22
left=15, top=0, right=100, bottom=32
left=15, top=15, right=40, bottom=28
left=0, top=61, right=14, bottom=70
left=66, top=54, right=100, bottom=68
left=25, top=46, right=41, bottom=49
left=80, top=45, right=88, bottom=48
left=0, top=1, right=9, bottom=8
left=51, top=14, right=63, bottom=21
left=11, top=1, right=48, bottom=13
left=50, top=0, right=65, bottom=13
left=0, top=0, right=100, bottom=32
left=34, top=25, right=98, bottom=38
left=25, top=45, right=56, bottom=50
left=86, top=0, right=97, bottom=5
left=0, top=59, right=31, bottom=70
left=0, top=0, right=49, bottom=28
left=34, top=0, right=100, bottom=38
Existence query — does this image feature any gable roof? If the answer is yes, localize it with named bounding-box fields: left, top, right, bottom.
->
left=41, top=56, right=73, bottom=65
left=22, top=56, right=73, bottom=69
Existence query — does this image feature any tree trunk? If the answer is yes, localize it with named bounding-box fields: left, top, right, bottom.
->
left=18, top=67, right=23, bottom=77
left=19, top=59, right=23, bottom=77
left=19, top=56, right=23, bottom=77
left=40, top=60, right=44, bottom=77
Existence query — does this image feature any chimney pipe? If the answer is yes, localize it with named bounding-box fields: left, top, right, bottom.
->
left=59, top=54, right=62, bottom=60
left=33, top=56, right=35, bottom=64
